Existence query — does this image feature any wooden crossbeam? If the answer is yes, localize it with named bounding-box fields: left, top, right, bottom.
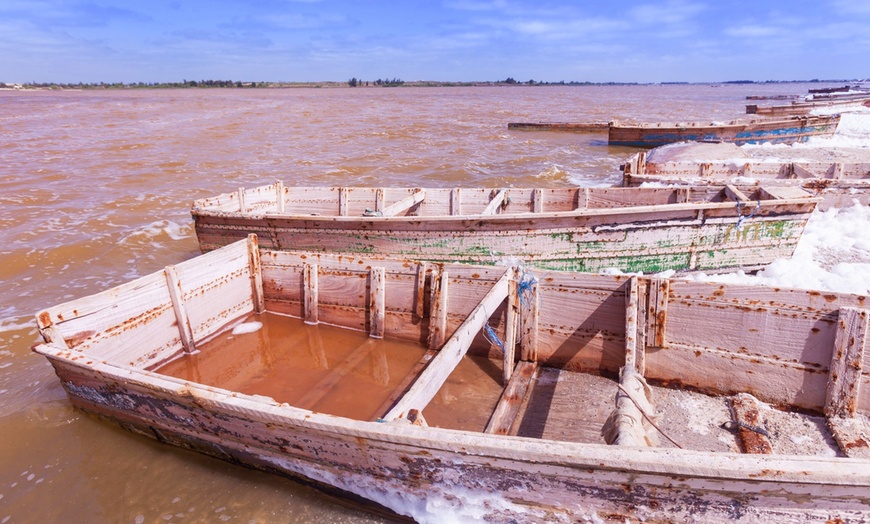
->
left=724, top=184, right=750, bottom=202
left=481, top=189, right=507, bottom=215
left=164, top=265, right=196, bottom=354
left=382, top=269, right=512, bottom=422
left=373, top=349, right=437, bottom=420
left=381, top=190, right=425, bottom=217
left=484, top=361, right=538, bottom=435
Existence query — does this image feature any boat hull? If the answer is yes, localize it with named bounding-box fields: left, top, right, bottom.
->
left=192, top=186, right=818, bottom=274
left=608, top=115, right=840, bottom=148
left=42, top=356, right=870, bottom=524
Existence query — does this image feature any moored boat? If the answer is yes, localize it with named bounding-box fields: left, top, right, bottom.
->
left=506, top=121, right=609, bottom=132
left=191, top=183, right=820, bottom=274
left=607, top=114, right=840, bottom=147
left=621, top=143, right=870, bottom=210
left=747, top=95, right=870, bottom=116
left=34, top=236, right=870, bottom=522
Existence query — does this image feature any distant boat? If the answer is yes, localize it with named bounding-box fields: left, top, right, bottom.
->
left=507, top=121, right=609, bottom=132
left=607, top=114, right=840, bottom=148
left=747, top=92, right=870, bottom=116
left=191, top=183, right=819, bottom=274
left=34, top=236, right=870, bottom=523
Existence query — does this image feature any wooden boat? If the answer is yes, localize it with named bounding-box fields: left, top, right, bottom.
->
left=747, top=96, right=870, bottom=116
left=191, top=184, right=820, bottom=274
left=507, top=121, right=608, bottom=132
left=607, top=114, right=840, bottom=148
left=34, top=236, right=870, bottom=522
left=622, top=145, right=870, bottom=210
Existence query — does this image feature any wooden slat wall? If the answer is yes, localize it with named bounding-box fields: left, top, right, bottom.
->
left=645, top=280, right=869, bottom=412
left=194, top=184, right=792, bottom=220
left=36, top=239, right=256, bottom=370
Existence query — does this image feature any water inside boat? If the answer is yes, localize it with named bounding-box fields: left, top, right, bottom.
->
left=156, top=312, right=844, bottom=456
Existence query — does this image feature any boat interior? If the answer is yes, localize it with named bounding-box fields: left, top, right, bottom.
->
left=191, top=183, right=812, bottom=218
left=37, top=236, right=870, bottom=460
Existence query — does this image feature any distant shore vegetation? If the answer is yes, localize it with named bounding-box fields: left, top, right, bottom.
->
left=1, top=77, right=866, bottom=91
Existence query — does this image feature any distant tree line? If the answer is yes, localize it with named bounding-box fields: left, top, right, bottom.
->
left=6, top=80, right=269, bottom=90
left=347, top=77, right=405, bottom=87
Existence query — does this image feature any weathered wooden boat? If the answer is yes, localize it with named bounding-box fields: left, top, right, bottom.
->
left=191, top=183, right=820, bottom=274
left=622, top=144, right=870, bottom=210
left=747, top=96, right=870, bottom=116
left=34, top=236, right=870, bottom=522
left=607, top=114, right=840, bottom=148
left=507, top=121, right=609, bottom=132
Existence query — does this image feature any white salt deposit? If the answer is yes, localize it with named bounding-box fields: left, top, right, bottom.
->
left=690, top=203, right=870, bottom=294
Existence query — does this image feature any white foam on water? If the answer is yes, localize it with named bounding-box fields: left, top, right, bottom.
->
left=119, top=220, right=192, bottom=244
left=231, top=322, right=263, bottom=335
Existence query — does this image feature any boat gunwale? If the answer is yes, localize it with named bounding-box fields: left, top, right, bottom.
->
left=32, top=342, right=870, bottom=487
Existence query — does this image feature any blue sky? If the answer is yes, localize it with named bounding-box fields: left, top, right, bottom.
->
left=2, top=0, right=868, bottom=83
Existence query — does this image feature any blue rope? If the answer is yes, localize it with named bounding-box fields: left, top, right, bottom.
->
left=735, top=199, right=761, bottom=231
left=516, top=265, right=538, bottom=307
left=483, top=323, right=506, bottom=353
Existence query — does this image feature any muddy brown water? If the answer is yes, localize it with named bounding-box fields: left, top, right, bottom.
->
left=1, top=83, right=815, bottom=522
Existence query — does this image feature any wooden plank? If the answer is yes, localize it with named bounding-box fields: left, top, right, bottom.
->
left=373, top=349, right=437, bottom=420
left=164, top=265, right=196, bottom=354
left=759, top=186, right=812, bottom=201
left=576, top=188, right=589, bottom=209
left=414, top=262, right=428, bottom=319
left=624, top=276, right=640, bottom=373
left=381, top=190, right=425, bottom=217
left=724, top=184, right=750, bottom=202
left=503, top=274, right=520, bottom=383
left=636, top=279, right=648, bottom=375
left=450, top=188, right=461, bottom=215
left=428, top=269, right=448, bottom=349
left=532, top=188, right=543, bottom=213
left=375, top=188, right=385, bottom=214
left=383, top=269, right=511, bottom=421
left=828, top=417, right=870, bottom=458
left=825, top=307, right=868, bottom=418
left=481, top=189, right=507, bottom=216
left=370, top=267, right=385, bottom=338
left=247, top=235, right=264, bottom=314
left=518, top=268, right=540, bottom=362
left=647, top=278, right=669, bottom=348
left=729, top=393, right=773, bottom=454
left=484, top=361, right=538, bottom=435
left=339, top=187, right=349, bottom=216
left=792, top=163, right=816, bottom=179
left=237, top=186, right=247, bottom=212
left=275, top=181, right=285, bottom=213
left=303, top=263, right=319, bottom=325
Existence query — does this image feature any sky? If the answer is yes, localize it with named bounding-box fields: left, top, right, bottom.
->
left=1, top=0, right=869, bottom=84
